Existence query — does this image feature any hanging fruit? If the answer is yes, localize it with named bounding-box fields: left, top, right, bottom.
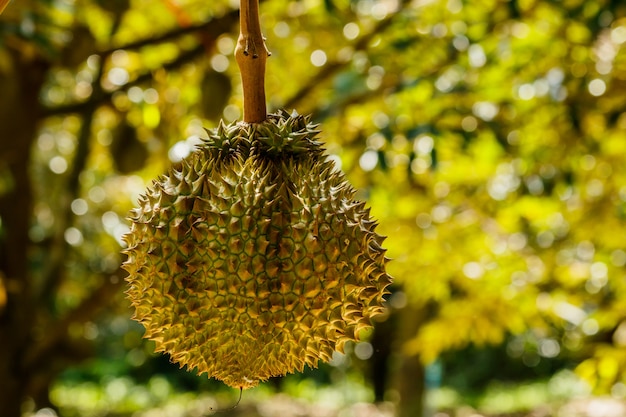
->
left=122, top=0, right=392, bottom=389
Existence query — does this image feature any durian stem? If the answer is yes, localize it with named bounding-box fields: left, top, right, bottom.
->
left=235, top=0, right=270, bottom=123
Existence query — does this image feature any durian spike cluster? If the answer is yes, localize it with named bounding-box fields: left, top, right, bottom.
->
left=123, top=110, right=392, bottom=388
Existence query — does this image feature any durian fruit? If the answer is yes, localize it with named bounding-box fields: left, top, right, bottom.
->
left=123, top=0, right=391, bottom=390
left=123, top=110, right=391, bottom=388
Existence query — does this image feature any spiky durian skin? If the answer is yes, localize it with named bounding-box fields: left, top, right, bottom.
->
left=123, top=111, right=391, bottom=389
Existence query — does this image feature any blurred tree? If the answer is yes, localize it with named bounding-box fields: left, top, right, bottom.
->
left=1, top=0, right=626, bottom=416
left=0, top=1, right=239, bottom=414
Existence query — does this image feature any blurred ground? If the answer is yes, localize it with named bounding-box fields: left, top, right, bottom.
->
left=437, top=397, right=626, bottom=417
left=25, top=395, right=626, bottom=417
left=23, top=369, right=626, bottom=417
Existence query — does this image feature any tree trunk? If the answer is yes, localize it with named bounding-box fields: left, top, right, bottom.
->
left=396, top=347, right=426, bottom=417
left=370, top=314, right=395, bottom=402
left=0, top=50, right=47, bottom=417
left=393, top=304, right=428, bottom=417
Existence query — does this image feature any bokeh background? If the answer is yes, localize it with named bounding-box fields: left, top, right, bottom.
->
left=1, top=0, right=626, bottom=416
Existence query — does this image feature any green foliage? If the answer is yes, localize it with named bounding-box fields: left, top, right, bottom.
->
left=429, top=369, right=591, bottom=415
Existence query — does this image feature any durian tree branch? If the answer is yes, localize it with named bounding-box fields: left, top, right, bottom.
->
left=315, top=48, right=459, bottom=124
left=42, top=10, right=239, bottom=117
left=99, top=6, right=247, bottom=56
left=284, top=0, right=411, bottom=110
left=235, top=0, right=270, bottom=123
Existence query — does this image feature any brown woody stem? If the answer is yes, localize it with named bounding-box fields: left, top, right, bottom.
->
left=235, top=0, right=270, bottom=123
left=0, top=0, right=10, bottom=15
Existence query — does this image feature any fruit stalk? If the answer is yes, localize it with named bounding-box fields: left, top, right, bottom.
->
left=235, top=0, right=270, bottom=123
left=0, top=0, right=10, bottom=15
